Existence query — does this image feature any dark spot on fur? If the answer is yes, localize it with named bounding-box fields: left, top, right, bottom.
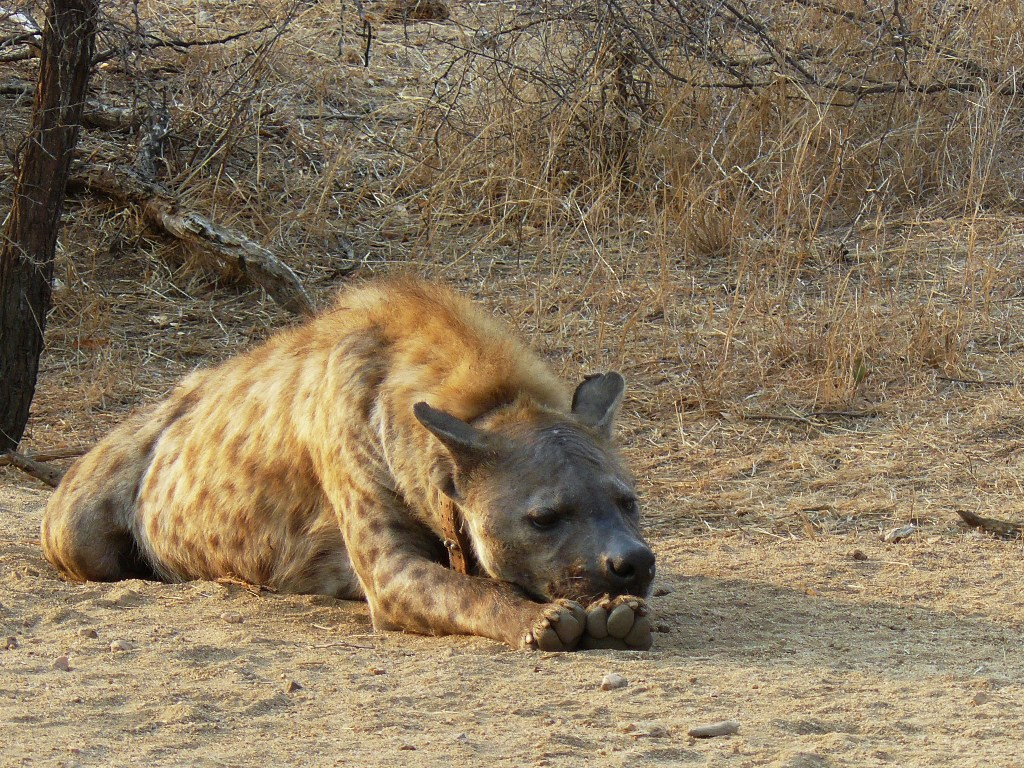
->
left=458, top=591, right=477, bottom=614
left=171, top=388, right=202, bottom=420
left=251, top=553, right=272, bottom=585
left=137, top=434, right=160, bottom=461
left=98, top=497, right=116, bottom=519
left=243, top=458, right=262, bottom=479
left=407, top=562, right=430, bottom=580
left=210, top=422, right=228, bottom=447
left=287, top=510, right=308, bottom=538
left=105, top=453, right=126, bottom=477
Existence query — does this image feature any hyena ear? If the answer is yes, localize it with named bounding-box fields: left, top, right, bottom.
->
left=571, top=372, right=625, bottom=439
left=414, top=402, right=493, bottom=499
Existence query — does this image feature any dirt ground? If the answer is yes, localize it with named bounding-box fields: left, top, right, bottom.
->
left=4, top=2, right=1024, bottom=766
left=3, top=463, right=1024, bottom=767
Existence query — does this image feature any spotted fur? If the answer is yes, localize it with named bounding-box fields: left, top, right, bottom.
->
left=42, top=278, right=655, bottom=650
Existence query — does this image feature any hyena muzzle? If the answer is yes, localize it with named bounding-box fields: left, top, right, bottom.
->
left=41, top=278, right=656, bottom=650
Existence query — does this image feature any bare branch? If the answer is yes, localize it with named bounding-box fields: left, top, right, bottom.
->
left=2, top=450, right=64, bottom=487
left=69, top=164, right=315, bottom=317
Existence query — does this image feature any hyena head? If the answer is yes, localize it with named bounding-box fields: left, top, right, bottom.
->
left=415, top=373, right=655, bottom=603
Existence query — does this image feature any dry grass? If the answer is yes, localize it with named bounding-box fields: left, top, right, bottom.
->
left=1, top=0, right=1023, bottom=538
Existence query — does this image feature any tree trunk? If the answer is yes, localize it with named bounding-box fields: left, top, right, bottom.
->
left=0, top=0, right=98, bottom=451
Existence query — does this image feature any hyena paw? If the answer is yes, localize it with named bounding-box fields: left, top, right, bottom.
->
left=579, top=595, right=653, bottom=650
left=521, top=599, right=587, bottom=651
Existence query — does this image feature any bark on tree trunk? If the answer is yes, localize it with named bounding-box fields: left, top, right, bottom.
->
left=0, top=0, right=98, bottom=451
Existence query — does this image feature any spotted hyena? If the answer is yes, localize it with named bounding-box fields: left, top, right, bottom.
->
left=42, top=278, right=655, bottom=650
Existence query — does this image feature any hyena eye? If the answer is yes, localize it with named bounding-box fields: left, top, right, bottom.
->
left=619, top=497, right=640, bottom=517
left=527, top=509, right=560, bottom=531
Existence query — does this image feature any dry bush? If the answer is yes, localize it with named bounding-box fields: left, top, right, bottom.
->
left=423, top=1, right=1024, bottom=240
left=2, top=0, right=1022, bottom=427
left=402, top=0, right=1024, bottom=408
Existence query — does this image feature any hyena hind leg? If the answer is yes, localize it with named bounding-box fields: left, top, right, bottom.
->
left=41, top=491, right=158, bottom=583
left=40, top=407, right=175, bottom=583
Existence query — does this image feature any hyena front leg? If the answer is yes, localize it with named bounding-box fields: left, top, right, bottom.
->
left=339, top=492, right=586, bottom=650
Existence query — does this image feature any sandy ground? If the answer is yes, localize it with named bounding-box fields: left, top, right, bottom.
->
left=3, top=4, right=1024, bottom=766
left=3, top=477, right=1022, bottom=768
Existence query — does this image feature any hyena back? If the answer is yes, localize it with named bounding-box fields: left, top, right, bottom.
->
left=42, top=279, right=655, bottom=650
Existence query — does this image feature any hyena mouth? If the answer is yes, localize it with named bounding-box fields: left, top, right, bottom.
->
left=543, top=567, right=655, bottom=604
left=540, top=569, right=608, bottom=604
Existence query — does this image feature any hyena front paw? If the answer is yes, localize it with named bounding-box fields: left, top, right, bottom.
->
left=579, top=595, right=653, bottom=650
left=521, top=599, right=587, bottom=651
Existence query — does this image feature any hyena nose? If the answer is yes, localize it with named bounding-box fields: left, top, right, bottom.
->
left=605, top=543, right=656, bottom=592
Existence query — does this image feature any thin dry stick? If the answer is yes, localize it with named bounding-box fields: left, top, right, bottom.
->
left=0, top=444, right=90, bottom=464
left=955, top=510, right=1022, bottom=540
left=743, top=410, right=877, bottom=423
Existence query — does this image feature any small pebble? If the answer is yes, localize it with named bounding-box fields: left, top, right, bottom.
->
left=850, top=550, right=868, bottom=561
left=882, top=524, right=917, bottom=543
left=109, top=639, right=135, bottom=653
left=973, top=692, right=990, bottom=706
left=601, top=673, right=628, bottom=691
left=632, top=722, right=668, bottom=738
left=283, top=679, right=303, bottom=693
left=5, top=636, right=18, bottom=650
left=79, top=628, right=99, bottom=638
left=53, top=655, right=71, bottom=671
left=688, top=719, right=740, bottom=738
left=653, top=585, right=673, bottom=597
left=220, top=611, right=243, bottom=624
left=369, top=667, right=387, bottom=676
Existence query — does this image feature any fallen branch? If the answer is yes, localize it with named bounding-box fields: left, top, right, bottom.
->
left=2, top=450, right=65, bottom=487
left=2, top=82, right=142, bottom=129
left=68, top=164, right=315, bottom=316
left=82, top=100, right=142, bottom=131
left=955, top=510, right=1022, bottom=541
left=0, top=6, right=41, bottom=60
left=0, top=44, right=34, bottom=62
left=0, top=79, right=32, bottom=97
left=0, top=444, right=90, bottom=465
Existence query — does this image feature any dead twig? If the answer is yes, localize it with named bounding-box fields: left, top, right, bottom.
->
left=955, top=510, right=1022, bottom=541
left=2, top=82, right=142, bottom=129
left=0, top=444, right=91, bottom=465
left=689, top=720, right=741, bottom=739
left=215, top=575, right=279, bottom=595
left=2, top=451, right=65, bottom=487
left=937, top=376, right=1017, bottom=388
left=92, top=25, right=275, bottom=64
left=743, top=410, right=878, bottom=424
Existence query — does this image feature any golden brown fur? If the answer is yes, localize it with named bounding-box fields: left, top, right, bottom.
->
left=42, top=278, right=654, bottom=650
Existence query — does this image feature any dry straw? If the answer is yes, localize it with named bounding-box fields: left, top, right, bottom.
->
left=1, top=0, right=1022, bottom=535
